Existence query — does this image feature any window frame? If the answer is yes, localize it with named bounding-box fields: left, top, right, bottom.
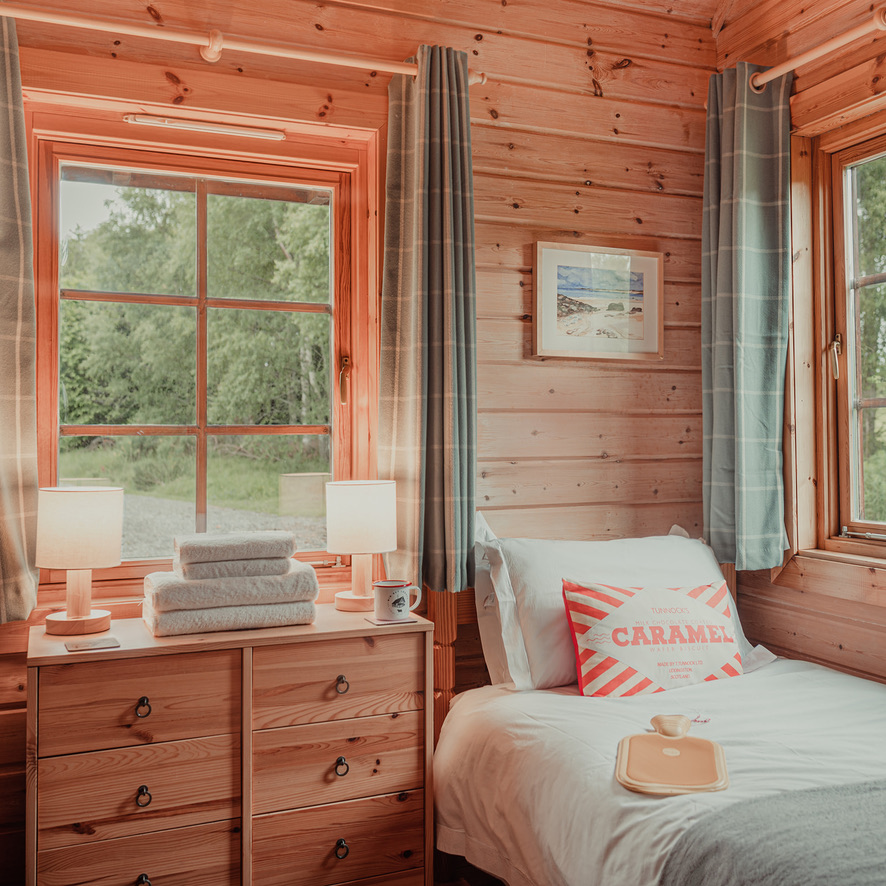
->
left=828, top=133, right=886, bottom=542
left=27, top=103, right=380, bottom=601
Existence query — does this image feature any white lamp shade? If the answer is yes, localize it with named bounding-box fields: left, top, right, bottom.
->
left=325, top=480, right=397, bottom=554
left=35, top=486, right=124, bottom=570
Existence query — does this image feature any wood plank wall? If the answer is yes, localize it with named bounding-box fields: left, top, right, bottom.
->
left=0, top=0, right=720, bottom=878
left=716, top=0, right=886, bottom=682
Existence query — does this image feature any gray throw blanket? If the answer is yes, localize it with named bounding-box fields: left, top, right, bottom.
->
left=659, top=779, right=886, bottom=886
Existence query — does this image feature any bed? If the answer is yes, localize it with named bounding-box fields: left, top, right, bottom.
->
left=432, top=517, right=886, bottom=886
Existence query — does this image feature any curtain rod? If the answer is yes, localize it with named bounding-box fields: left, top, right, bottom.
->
left=750, top=6, right=886, bottom=92
left=0, top=2, right=487, bottom=85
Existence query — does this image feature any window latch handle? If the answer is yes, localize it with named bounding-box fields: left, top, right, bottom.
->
left=339, top=355, right=351, bottom=405
left=829, top=333, right=842, bottom=380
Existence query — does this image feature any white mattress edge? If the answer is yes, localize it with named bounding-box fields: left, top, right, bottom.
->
left=437, top=824, right=536, bottom=886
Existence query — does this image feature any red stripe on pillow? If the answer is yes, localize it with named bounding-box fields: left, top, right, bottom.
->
left=582, top=655, right=621, bottom=683
left=563, top=583, right=627, bottom=609
left=621, top=676, right=656, bottom=696
left=686, top=582, right=712, bottom=599
left=592, top=664, right=639, bottom=696
left=707, top=582, right=728, bottom=609
left=562, top=596, right=610, bottom=622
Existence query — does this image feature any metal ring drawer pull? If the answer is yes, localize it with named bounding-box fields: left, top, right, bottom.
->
left=135, top=785, right=152, bottom=808
left=135, top=697, right=152, bottom=718
left=334, top=838, right=350, bottom=859
left=334, top=756, right=350, bottom=777
left=136, top=876, right=152, bottom=886
left=335, top=675, right=350, bottom=694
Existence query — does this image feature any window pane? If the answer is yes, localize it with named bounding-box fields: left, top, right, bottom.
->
left=207, top=308, right=331, bottom=426
left=856, top=283, right=886, bottom=400
left=859, top=407, right=886, bottom=523
left=59, top=172, right=196, bottom=296
left=59, top=436, right=196, bottom=560
left=60, top=300, right=196, bottom=425
left=207, top=434, right=329, bottom=551
left=207, top=192, right=331, bottom=303
left=852, top=155, right=886, bottom=280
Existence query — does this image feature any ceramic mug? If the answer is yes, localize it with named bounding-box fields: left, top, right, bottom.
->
left=373, top=579, right=422, bottom=622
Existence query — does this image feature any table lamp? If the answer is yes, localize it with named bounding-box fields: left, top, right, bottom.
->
left=35, top=486, right=125, bottom=635
left=326, top=480, right=396, bottom=611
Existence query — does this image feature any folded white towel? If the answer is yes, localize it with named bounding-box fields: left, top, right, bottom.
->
left=145, top=561, right=319, bottom=612
left=173, top=555, right=292, bottom=581
left=143, top=599, right=316, bottom=637
left=174, top=530, right=296, bottom=565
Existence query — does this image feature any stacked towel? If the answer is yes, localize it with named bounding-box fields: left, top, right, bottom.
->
left=143, top=531, right=318, bottom=637
left=175, top=529, right=296, bottom=564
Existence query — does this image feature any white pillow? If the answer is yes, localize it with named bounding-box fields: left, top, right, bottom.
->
left=482, top=530, right=756, bottom=691
left=474, top=513, right=513, bottom=684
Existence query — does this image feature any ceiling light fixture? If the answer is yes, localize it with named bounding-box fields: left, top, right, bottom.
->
left=124, top=114, right=286, bottom=141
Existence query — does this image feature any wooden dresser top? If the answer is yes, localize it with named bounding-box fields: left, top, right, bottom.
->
left=28, top=604, right=433, bottom=667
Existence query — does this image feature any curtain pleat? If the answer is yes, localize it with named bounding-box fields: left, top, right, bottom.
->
left=702, top=62, right=792, bottom=571
left=379, top=45, right=477, bottom=593
left=0, top=17, right=37, bottom=624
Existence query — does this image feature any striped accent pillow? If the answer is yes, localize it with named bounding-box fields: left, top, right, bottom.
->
left=562, top=578, right=743, bottom=697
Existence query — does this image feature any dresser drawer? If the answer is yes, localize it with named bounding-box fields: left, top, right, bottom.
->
left=38, top=649, right=240, bottom=756
left=36, top=819, right=240, bottom=886
left=253, top=789, right=423, bottom=886
left=38, top=734, right=240, bottom=849
left=254, top=710, right=423, bottom=814
left=253, top=633, right=424, bottom=728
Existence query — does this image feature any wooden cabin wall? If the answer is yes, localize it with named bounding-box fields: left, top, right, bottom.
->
left=0, top=1, right=718, bottom=878
left=715, top=0, right=886, bottom=682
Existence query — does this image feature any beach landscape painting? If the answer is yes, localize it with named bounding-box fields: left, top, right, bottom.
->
left=533, top=242, right=664, bottom=361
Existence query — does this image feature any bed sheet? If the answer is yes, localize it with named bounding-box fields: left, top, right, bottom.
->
left=434, top=658, right=886, bottom=886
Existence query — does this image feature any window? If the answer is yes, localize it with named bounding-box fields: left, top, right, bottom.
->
left=36, top=138, right=358, bottom=574
left=830, top=134, right=886, bottom=545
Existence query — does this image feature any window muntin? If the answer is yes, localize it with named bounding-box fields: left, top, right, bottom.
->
left=55, top=158, right=339, bottom=561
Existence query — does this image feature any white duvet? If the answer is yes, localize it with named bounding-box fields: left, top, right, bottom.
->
left=434, top=658, right=886, bottom=886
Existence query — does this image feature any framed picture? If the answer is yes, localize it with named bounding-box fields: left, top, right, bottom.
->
left=533, top=241, right=664, bottom=361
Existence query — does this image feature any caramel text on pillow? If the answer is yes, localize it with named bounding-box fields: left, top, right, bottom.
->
left=562, top=579, right=743, bottom=697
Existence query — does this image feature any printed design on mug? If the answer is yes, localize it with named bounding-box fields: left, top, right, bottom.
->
left=386, top=586, right=409, bottom=615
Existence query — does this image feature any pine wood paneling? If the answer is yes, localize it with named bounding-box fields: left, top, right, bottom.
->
left=475, top=222, right=703, bottom=282
left=738, top=569, right=886, bottom=682
left=474, top=176, right=702, bottom=238
left=482, top=502, right=703, bottom=539
left=477, top=362, right=701, bottom=413
left=471, top=125, right=705, bottom=196
left=715, top=0, right=886, bottom=135
left=478, top=458, right=702, bottom=508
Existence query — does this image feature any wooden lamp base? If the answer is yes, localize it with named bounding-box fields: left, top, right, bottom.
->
left=44, top=568, right=112, bottom=635
left=44, top=609, right=112, bottom=635
left=334, top=553, right=375, bottom=611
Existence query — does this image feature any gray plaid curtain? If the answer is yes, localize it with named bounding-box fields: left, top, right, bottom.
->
left=379, top=45, right=477, bottom=593
left=0, top=17, right=37, bottom=623
left=702, top=62, right=792, bottom=571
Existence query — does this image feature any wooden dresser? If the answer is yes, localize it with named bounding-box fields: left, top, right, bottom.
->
left=25, top=606, right=434, bottom=886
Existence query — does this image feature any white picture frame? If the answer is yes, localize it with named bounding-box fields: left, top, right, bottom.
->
left=533, top=241, right=664, bottom=361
